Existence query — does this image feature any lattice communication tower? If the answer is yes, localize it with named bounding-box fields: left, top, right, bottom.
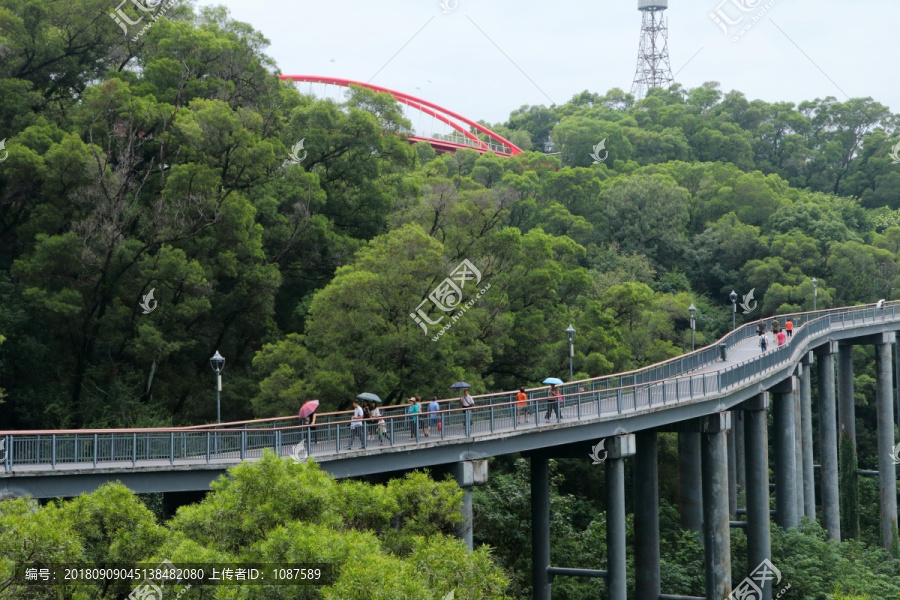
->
left=631, top=0, right=674, bottom=100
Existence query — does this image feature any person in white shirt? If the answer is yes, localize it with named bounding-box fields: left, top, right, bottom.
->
left=348, top=399, right=364, bottom=450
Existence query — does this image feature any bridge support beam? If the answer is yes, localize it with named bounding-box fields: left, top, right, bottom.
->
left=734, top=410, right=746, bottom=505
left=794, top=380, right=805, bottom=519
left=531, top=455, right=551, bottom=600
left=701, top=413, right=732, bottom=600
left=635, top=430, right=661, bottom=600
left=837, top=344, right=856, bottom=444
left=876, top=339, right=899, bottom=552
left=800, top=353, right=816, bottom=520
left=452, top=459, right=488, bottom=550
left=606, top=435, right=635, bottom=600
left=771, top=377, right=799, bottom=529
left=815, top=341, right=840, bottom=540
left=679, top=432, right=703, bottom=534
left=742, top=394, right=772, bottom=600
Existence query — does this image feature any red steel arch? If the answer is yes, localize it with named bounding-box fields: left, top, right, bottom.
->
left=279, top=75, right=523, bottom=157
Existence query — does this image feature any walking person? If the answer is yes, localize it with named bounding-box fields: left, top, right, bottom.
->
left=516, top=387, right=527, bottom=424
left=460, top=389, right=476, bottom=433
left=759, top=331, right=768, bottom=353
left=347, top=399, right=364, bottom=450
left=370, top=401, right=387, bottom=444
left=406, top=397, right=419, bottom=438
left=544, top=384, right=562, bottom=422
left=776, top=329, right=786, bottom=346
left=756, top=319, right=766, bottom=337
left=362, top=400, right=372, bottom=441
left=785, top=318, right=793, bottom=338
left=425, top=396, right=440, bottom=437
left=771, top=318, right=781, bottom=334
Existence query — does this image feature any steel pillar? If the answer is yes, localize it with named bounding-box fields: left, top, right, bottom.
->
left=452, top=460, right=488, bottom=550
left=876, top=341, right=899, bottom=552
left=606, top=435, right=635, bottom=600
left=816, top=342, right=840, bottom=541
left=771, top=377, right=799, bottom=529
left=734, top=410, right=746, bottom=500
left=743, top=394, right=772, bottom=600
left=635, top=430, right=661, bottom=600
left=727, top=424, right=738, bottom=517
left=679, top=432, right=703, bottom=534
left=837, top=345, right=856, bottom=444
left=531, top=455, right=551, bottom=600
left=701, top=414, right=732, bottom=600
left=800, top=356, right=816, bottom=520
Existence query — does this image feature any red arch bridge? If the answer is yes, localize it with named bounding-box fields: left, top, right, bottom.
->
left=279, top=75, right=523, bottom=157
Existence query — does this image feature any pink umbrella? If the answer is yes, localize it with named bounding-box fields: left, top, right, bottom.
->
left=298, top=399, right=320, bottom=420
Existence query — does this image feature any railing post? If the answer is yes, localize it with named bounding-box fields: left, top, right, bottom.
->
left=275, top=429, right=281, bottom=456
left=616, top=389, right=623, bottom=414
left=93, top=434, right=98, bottom=468
left=51, top=434, right=56, bottom=470
left=133, top=433, right=137, bottom=466
left=169, top=432, right=174, bottom=465
left=490, top=405, right=495, bottom=432
left=110, top=434, right=115, bottom=463
left=36, top=434, right=41, bottom=464
left=206, top=432, right=210, bottom=464
left=74, top=435, right=78, bottom=466
left=241, top=429, right=246, bottom=460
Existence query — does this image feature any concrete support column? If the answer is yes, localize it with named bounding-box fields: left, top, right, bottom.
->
left=531, top=455, right=551, bottom=600
left=634, top=430, right=661, bottom=600
left=743, top=394, right=772, bottom=600
left=701, top=413, right=732, bottom=600
left=734, top=410, right=747, bottom=499
left=837, top=345, right=856, bottom=443
left=727, top=424, right=738, bottom=517
left=678, top=432, right=703, bottom=534
left=876, top=340, right=899, bottom=552
left=816, top=342, right=840, bottom=541
left=794, top=384, right=806, bottom=519
left=452, top=460, right=488, bottom=550
left=800, top=354, right=816, bottom=520
left=771, top=377, right=799, bottom=529
left=606, top=435, right=635, bottom=600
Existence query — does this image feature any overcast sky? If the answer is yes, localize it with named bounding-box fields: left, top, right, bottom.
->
left=197, top=0, right=899, bottom=126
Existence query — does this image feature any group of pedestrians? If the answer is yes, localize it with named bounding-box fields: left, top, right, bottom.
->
left=757, top=317, right=794, bottom=352
left=402, top=396, right=444, bottom=438
left=348, top=398, right=387, bottom=449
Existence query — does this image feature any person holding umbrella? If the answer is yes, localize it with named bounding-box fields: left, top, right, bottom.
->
left=298, top=399, right=320, bottom=425
left=451, top=382, right=475, bottom=434
left=542, top=378, right=564, bottom=422
left=356, top=393, right=383, bottom=442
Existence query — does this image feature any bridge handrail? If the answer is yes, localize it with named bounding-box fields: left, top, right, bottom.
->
left=2, top=301, right=898, bottom=472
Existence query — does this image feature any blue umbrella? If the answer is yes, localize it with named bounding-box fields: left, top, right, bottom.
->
left=543, top=377, right=564, bottom=386
left=449, top=382, right=471, bottom=389
left=357, top=392, right=382, bottom=403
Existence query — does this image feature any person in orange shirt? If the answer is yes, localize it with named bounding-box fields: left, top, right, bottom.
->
left=785, top=318, right=793, bottom=338
left=516, top=387, right=528, bottom=424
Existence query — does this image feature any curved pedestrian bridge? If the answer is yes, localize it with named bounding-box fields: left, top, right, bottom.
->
left=2, top=302, right=898, bottom=498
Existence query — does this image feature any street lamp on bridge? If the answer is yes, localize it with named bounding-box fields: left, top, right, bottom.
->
left=729, top=291, right=738, bottom=331
left=689, top=304, right=696, bottom=351
left=812, top=277, right=818, bottom=311
left=565, top=324, right=576, bottom=381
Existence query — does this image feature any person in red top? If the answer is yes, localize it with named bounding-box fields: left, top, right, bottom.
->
left=785, top=318, right=793, bottom=338
left=516, top=387, right=528, bottom=424
left=776, top=330, right=787, bottom=346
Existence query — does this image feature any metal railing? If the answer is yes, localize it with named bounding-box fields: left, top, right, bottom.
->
left=2, top=301, right=898, bottom=473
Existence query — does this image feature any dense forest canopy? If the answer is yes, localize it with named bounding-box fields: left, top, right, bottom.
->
left=0, top=0, right=898, bottom=434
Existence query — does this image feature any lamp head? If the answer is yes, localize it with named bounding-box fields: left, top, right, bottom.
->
left=210, top=350, right=225, bottom=373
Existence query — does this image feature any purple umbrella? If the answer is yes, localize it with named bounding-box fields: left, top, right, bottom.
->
left=298, top=399, right=320, bottom=420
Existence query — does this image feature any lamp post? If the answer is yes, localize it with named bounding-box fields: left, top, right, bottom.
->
left=811, top=277, right=818, bottom=311
left=210, top=351, right=225, bottom=453
left=730, top=290, right=738, bottom=331
left=689, top=304, right=696, bottom=351
left=565, top=324, right=576, bottom=381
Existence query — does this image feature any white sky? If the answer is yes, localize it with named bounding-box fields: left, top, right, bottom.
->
left=197, top=0, right=899, bottom=126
